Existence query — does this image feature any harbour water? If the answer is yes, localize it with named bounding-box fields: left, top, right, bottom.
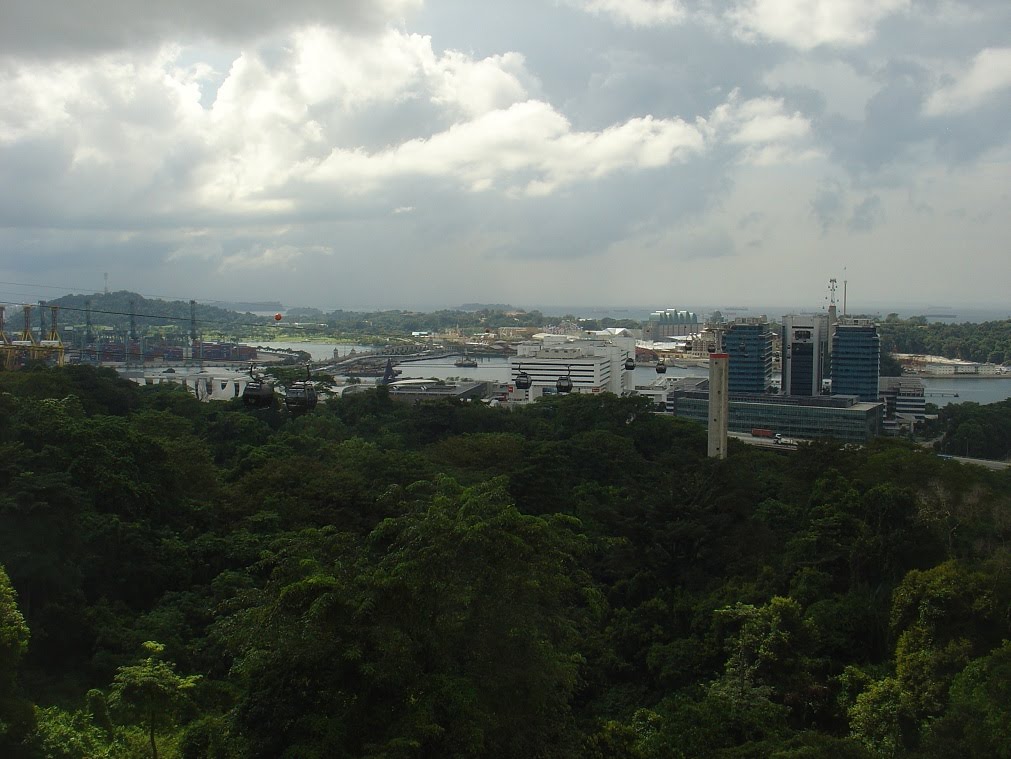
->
left=131, top=340, right=1011, bottom=408
left=255, top=341, right=372, bottom=361
left=115, top=347, right=1011, bottom=410
left=921, top=376, right=1011, bottom=407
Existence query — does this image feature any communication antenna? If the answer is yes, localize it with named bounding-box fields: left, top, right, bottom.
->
left=827, top=278, right=838, bottom=328
left=842, top=267, right=848, bottom=316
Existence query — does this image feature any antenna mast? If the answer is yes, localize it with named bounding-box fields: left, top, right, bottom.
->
left=827, top=278, right=838, bottom=328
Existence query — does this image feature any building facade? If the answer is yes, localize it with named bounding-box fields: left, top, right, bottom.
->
left=781, top=313, right=830, bottom=396
left=832, top=320, right=880, bottom=402
left=725, top=318, right=773, bottom=393
left=508, top=334, right=636, bottom=402
left=665, top=385, right=883, bottom=443
left=878, top=377, right=926, bottom=433
left=642, top=309, right=700, bottom=340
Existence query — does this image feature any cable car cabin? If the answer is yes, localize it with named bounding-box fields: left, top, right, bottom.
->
left=515, top=371, right=532, bottom=390
left=285, top=381, right=318, bottom=415
left=242, top=379, right=275, bottom=407
left=556, top=375, right=574, bottom=394
left=655, top=362, right=667, bottom=374
left=624, top=357, right=635, bottom=370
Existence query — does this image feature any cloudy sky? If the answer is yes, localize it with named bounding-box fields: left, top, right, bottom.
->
left=1, top=0, right=1009, bottom=312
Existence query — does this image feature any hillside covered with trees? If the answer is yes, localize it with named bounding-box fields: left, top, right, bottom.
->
left=42, top=292, right=268, bottom=334
left=19, top=291, right=635, bottom=340
left=1, top=366, right=1010, bottom=757
left=879, top=316, right=1011, bottom=364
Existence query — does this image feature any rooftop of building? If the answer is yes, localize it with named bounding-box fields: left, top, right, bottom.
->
left=648, top=309, right=698, bottom=321
left=669, top=385, right=882, bottom=411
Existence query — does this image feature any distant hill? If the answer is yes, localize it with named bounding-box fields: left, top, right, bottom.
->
left=457, top=303, right=517, bottom=312
left=217, top=301, right=284, bottom=312
left=30, top=291, right=269, bottom=332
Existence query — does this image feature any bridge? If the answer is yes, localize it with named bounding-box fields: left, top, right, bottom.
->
left=319, top=348, right=461, bottom=375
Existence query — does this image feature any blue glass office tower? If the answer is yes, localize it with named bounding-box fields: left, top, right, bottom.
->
left=726, top=319, right=773, bottom=393
left=832, top=322, right=880, bottom=402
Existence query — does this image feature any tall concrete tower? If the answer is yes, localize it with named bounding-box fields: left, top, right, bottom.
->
left=708, top=353, right=729, bottom=459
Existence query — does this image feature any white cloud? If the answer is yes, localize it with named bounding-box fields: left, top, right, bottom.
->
left=3, top=1, right=1009, bottom=311
left=309, top=100, right=705, bottom=196
left=726, top=99, right=811, bottom=144
left=705, top=91, right=816, bottom=164
left=924, top=47, right=1011, bottom=115
left=572, top=0, right=686, bottom=26
left=289, top=27, right=534, bottom=118
left=727, top=0, right=909, bottom=50
left=428, top=50, right=532, bottom=118
left=0, top=29, right=543, bottom=217
left=219, top=244, right=317, bottom=272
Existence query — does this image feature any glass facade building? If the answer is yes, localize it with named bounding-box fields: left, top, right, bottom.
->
left=666, top=388, right=883, bottom=442
left=832, top=322, right=880, bottom=402
left=725, top=320, right=773, bottom=393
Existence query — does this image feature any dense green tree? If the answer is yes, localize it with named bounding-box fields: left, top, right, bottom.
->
left=222, top=478, right=596, bottom=758
left=921, top=640, right=1011, bottom=757
left=108, top=641, right=200, bottom=759
left=0, top=563, right=34, bottom=751
left=3, top=365, right=1011, bottom=756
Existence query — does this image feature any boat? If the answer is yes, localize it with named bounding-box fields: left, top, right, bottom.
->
left=454, top=354, right=478, bottom=368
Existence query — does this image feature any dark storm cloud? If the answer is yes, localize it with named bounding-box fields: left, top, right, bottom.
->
left=0, top=0, right=417, bottom=59
left=929, top=93, right=1011, bottom=165
left=816, top=54, right=1011, bottom=179
left=811, top=183, right=844, bottom=234
left=847, top=194, right=884, bottom=232
left=823, top=59, right=934, bottom=174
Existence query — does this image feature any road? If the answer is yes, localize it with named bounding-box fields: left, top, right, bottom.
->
left=940, top=454, right=1011, bottom=471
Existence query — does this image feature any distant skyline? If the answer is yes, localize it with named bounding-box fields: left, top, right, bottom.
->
left=2, top=1, right=1010, bottom=312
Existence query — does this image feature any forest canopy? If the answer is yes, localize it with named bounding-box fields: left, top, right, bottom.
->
left=1, top=365, right=1009, bottom=757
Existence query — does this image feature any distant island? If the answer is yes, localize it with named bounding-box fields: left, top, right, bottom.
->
left=216, top=301, right=285, bottom=311
left=457, top=303, right=517, bottom=312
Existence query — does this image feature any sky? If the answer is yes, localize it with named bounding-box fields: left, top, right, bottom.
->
left=1, top=0, right=1009, bottom=313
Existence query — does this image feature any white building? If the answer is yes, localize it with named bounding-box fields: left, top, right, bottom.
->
left=508, top=334, right=636, bottom=402
left=879, top=377, right=927, bottom=434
